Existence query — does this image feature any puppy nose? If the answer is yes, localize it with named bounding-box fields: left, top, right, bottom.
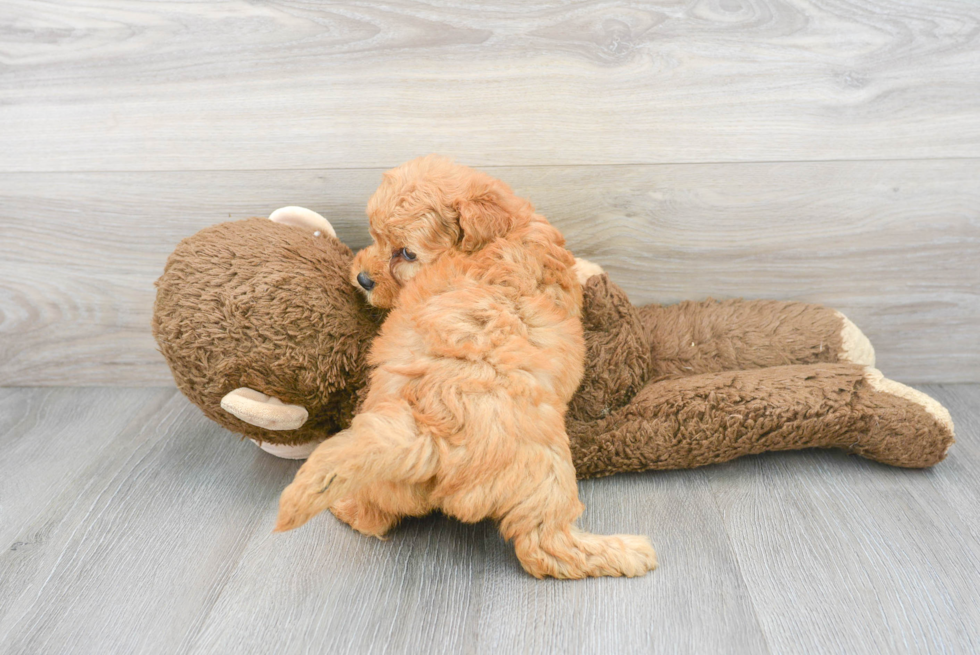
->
left=356, top=271, right=375, bottom=291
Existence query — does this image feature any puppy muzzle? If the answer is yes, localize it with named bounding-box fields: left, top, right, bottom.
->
left=356, top=271, right=375, bottom=291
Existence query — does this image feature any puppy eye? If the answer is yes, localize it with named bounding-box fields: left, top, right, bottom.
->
left=400, top=248, right=417, bottom=261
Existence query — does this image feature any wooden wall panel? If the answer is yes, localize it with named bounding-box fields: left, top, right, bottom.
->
left=1, top=0, right=980, bottom=171
left=1, top=160, right=976, bottom=385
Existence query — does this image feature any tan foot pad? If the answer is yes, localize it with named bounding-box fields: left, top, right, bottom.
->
left=864, top=367, right=955, bottom=438
left=220, top=387, right=309, bottom=431
left=269, top=206, right=336, bottom=238
left=837, top=311, right=876, bottom=367
left=248, top=438, right=324, bottom=460
left=573, top=258, right=605, bottom=285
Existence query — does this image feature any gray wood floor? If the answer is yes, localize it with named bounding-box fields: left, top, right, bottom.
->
left=1, top=385, right=978, bottom=654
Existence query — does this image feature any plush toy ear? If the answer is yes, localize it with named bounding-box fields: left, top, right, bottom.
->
left=221, top=387, right=309, bottom=431
left=455, top=187, right=520, bottom=252
left=269, top=206, right=336, bottom=238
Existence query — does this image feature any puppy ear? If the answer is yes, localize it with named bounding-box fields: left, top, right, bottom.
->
left=455, top=185, right=522, bottom=252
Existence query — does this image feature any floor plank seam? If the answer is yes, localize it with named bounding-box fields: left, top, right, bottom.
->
left=3, top=154, right=980, bottom=175
left=702, top=471, right=776, bottom=655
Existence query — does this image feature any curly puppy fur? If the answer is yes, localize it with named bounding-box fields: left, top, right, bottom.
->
left=275, top=155, right=657, bottom=579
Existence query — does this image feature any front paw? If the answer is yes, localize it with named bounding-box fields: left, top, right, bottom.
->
left=274, top=445, right=351, bottom=532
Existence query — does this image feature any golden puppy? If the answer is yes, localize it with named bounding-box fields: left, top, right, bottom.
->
left=275, top=155, right=657, bottom=579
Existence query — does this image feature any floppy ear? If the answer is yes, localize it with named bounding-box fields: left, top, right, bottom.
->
left=455, top=186, right=521, bottom=252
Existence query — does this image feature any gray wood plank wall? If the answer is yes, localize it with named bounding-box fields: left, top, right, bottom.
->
left=1, top=0, right=979, bottom=385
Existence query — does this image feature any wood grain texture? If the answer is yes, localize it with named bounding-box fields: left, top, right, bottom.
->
left=0, top=390, right=291, bottom=654
left=2, top=0, right=980, bottom=171
left=0, top=387, right=174, bottom=547
left=191, top=472, right=770, bottom=654
left=2, top=161, right=977, bottom=385
left=706, top=384, right=980, bottom=654
left=0, top=386, right=977, bottom=653
left=924, top=385, right=980, bottom=567
left=470, top=472, right=770, bottom=654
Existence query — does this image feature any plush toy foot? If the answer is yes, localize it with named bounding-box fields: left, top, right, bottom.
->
left=567, top=363, right=955, bottom=477
left=221, top=387, right=309, bottom=431
left=855, top=367, right=955, bottom=467
left=269, top=206, right=336, bottom=238
left=573, top=258, right=605, bottom=285
left=836, top=311, right=875, bottom=367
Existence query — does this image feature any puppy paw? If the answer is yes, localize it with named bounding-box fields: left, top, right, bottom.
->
left=331, top=496, right=399, bottom=539
left=579, top=533, right=658, bottom=578
left=516, top=529, right=658, bottom=579
left=274, top=450, right=351, bottom=532
left=614, top=534, right=659, bottom=576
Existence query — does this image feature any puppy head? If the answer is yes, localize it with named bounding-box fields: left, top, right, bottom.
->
left=352, top=154, right=532, bottom=308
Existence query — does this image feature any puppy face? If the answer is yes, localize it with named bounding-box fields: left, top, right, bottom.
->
left=352, top=155, right=530, bottom=308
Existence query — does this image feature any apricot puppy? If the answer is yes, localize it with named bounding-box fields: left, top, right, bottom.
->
left=275, top=155, right=656, bottom=579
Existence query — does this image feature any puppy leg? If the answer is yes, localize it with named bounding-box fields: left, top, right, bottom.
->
left=330, top=493, right=400, bottom=538
left=499, top=445, right=657, bottom=579
left=275, top=406, right=437, bottom=532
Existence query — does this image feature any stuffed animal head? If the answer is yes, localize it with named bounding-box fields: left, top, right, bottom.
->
left=153, top=209, right=384, bottom=456
left=153, top=204, right=629, bottom=461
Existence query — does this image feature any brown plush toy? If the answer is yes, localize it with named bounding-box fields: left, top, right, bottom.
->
left=153, top=208, right=955, bottom=474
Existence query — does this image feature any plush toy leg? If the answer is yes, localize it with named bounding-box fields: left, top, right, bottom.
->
left=859, top=367, right=955, bottom=465
left=638, top=299, right=876, bottom=379
left=568, top=364, right=955, bottom=478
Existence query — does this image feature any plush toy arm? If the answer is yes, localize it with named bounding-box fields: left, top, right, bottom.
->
left=567, top=363, right=954, bottom=479
left=569, top=271, right=654, bottom=422
left=637, top=299, right=875, bottom=382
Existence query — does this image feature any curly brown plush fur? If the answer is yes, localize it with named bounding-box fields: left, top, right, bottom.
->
left=153, top=218, right=381, bottom=446
left=153, top=215, right=955, bottom=474
left=567, top=276, right=955, bottom=476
